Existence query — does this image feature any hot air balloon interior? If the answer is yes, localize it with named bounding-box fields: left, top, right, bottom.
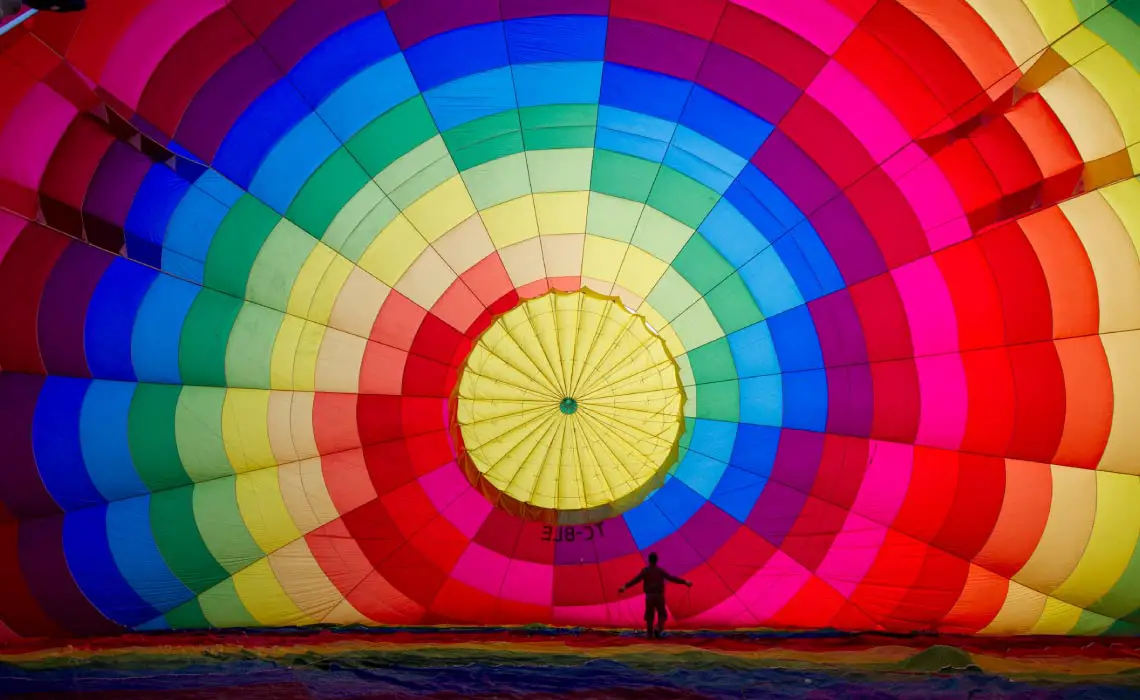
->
left=2, top=0, right=1140, bottom=696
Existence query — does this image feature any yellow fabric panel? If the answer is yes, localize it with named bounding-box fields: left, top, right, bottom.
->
left=1052, top=26, right=1106, bottom=65
left=1022, top=0, right=1080, bottom=43
left=287, top=243, right=337, bottom=319
left=1028, top=597, right=1082, bottom=635
left=1129, top=143, right=1139, bottom=175
left=376, top=136, right=455, bottom=199
left=1014, top=466, right=1096, bottom=593
left=587, top=192, right=642, bottom=243
left=267, top=391, right=303, bottom=464
left=358, top=215, right=429, bottom=286
left=435, top=214, right=494, bottom=272
left=965, top=0, right=1048, bottom=65
left=671, top=300, right=727, bottom=350
left=222, top=389, right=276, bottom=474
left=329, top=268, right=389, bottom=338
left=176, top=387, right=231, bottom=482
left=309, top=254, right=355, bottom=326
left=233, top=558, right=316, bottom=627
left=291, top=322, right=327, bottom=393
left=1059, top=191, right=1140, bottom=334
left=269, top=540, right=347, bottom=623
left=236, top=466, right=302, bottom=553
left=541, top=234, right=585, bottom=279
left=482, top=195, right=541, bottom=248
left=323, top=597, right=372, bottom=626
left=1052, top=472, right=1140, bottom=606
left=534, top=191, right=589, bottom=235
left=980, top=580, right=1047, bottom=635
left=581, top=235, right=628, bottom=288
left=270, top=315, right=306, bottom=391
left=1039, top=67, right=1127, bottom=163
left=1074, top=47, right=1140, bottom=154
left=403, top=174, right=476, bottom=242
left=499, top=237, right=548, bottom=288
left=1100, top=331, right=1140, bottom=475
left=322, top=186, right=391, bottom=252
left=288, top=392, right=320, bottom=461
left=393, top=246, right=456, bottom=309
left=277, top=457, right=338, bottom=534
left=1100, top=178, right=1140, bottom=258
left=315, top=328, right=367, bottom=393
left=631, top=208, right=695, bottom=263
left=615, top=246, right=669, bottom=300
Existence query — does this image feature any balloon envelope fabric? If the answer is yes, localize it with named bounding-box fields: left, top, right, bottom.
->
left=1, top=0, right=1140, bottom=640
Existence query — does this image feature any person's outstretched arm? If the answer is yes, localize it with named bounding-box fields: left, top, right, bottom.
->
left=663, top=570, right=693, bottom=587
left=618, top=569, right=646, bottom=592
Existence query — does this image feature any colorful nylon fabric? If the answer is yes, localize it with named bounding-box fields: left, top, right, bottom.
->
left=0, top=0, right=1139, bottom=640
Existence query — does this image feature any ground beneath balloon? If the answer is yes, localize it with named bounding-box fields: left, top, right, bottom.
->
left=2, top=627, right=1139, bottom=699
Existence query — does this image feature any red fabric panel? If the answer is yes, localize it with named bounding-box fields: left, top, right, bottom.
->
left=1053, top=336, right=1112, bottom=468
left=780, top=496, right=847, bottom=572
left=891, top=447, right=959, bottom=544
left=553, top=563, right=605, bottom=606
left=935, top=240, right=1005, bottom=351
left=977, top=222, right=1053, bottom=345
left=780, top=94, right=875, bottom=190
left=960, top=348, right=1015, bottom=456
left=611, top=0, right=727, bottom=40
left=848, top=274, right=913, bottom=362
left=1006, top=342, right=1065, bottom=463
left=714, top=4, right=826, bottom=90
left=887, top=548, right=970, bottom=628
left=810, top=435, right=868, bottom=510
left=0, top=523, right=63, bottom=638
left=931, top=454, right=1005, bottom=561
left=870, top=359, right=920, bottom=444
left=846, top=168, right=930, bottom=269
left=0, top=226, right=68, bottom=374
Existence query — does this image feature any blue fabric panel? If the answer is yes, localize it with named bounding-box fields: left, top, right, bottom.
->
left=651, top=479, right=705, bottom=528
left=626, top=478, right=704, bottom=548
left=424, top=67, right=518, bottom=132
left=249, top=115, right=343, bottom=214
left=505, top=15, right=607, bottom=63
left=213, top=81, right=311, bottom=189
left=679, top=87, right=773, bottom=158
left=596, top=106, right=673, bottom=162
left=778, top=223, right=845, bottom=298
left=699, top=201, right=767, bottom=268
left=33, top=377, right=103, bottom=511
left=125, top=166, right=189, bottom=250
left=85, top=259, right=157, bottom=382
left=729, top=165, right=803, bottom=231
left=767, top=305, right=823, bottom=373
left=406, top=22, right=508, bottom=92
left=688, top=418, right=736, bottom=464
left=318, top=55, right=419, bottom=141
left=81, top=381, right=148, bottom=503
left=514, top=61, right=603, bottom=107
left=163, top=186, right=229, bottom=284
left=727, top=321, right=779, bottom=378
left=739, top=247, right=803, bottom=317
left=729, top=424, right=780, bottom=477
left=131, top=275, right=199, bottom=385
left=290, top=13, right=400, bottom=106
left=107, top=497, right=194, bottom=613
left=739, top=375, right=782, bottom=427
left=193, top=170, right=245, bottom=207
left=64, top=505, right=159, bottom=627
left=674, top=449, right=726, bottom=500
left=664, top=127, right=746, bottom=193
left=710, top=467, right=768, bottom=523
left=600, top=64, right=690, bottom=122
left=781, top=370, right=828, bottom=432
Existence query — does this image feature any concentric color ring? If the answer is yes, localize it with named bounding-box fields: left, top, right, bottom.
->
left=0, top=1, right=1139, bottom=640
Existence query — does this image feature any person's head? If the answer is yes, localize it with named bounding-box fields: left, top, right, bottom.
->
left=648, top=552, right=658, bottom=565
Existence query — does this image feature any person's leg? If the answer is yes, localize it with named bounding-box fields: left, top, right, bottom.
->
left=644, top=598, right=654, bottom=639
left=654, top=597, right=668, bottom=637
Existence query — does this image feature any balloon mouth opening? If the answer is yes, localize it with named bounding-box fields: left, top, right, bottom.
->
left=559, top=397, right=579, bottom=415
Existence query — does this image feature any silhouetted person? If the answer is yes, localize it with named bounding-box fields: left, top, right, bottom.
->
left=619, top=552, right=691, bottom=639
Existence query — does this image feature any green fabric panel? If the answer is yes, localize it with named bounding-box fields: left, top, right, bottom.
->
left=1085, top=7, right=1140, bottom=71
left=163, top=599, right=210, bottom=631
left=1116, top=0, right=1140, bottom=23
left=286, top=149, right=371, bottom=238
left=686, top=338, right=737, bottom=385
left=1073, top=0, right=1111, bottom=21
left=524, top=126, right=596, bottom=150
left=1089, top=539, right=1140, bottom=620
left=175, top=387, right=232, bottom=482
left=519, top=104, right=598, bottom=130
left=443, top=110, right=523, bottom=171
left=323, top=188, right=388, bottom=253
left=704, top=275, right=765, bottom=335
left=349, top=97, right=439, bottom=176
left=453, top=131, right=525, bottom=172
left=1070, top=608, right=1114, bottom=636
left=128, top=383, right=191, bottom=492
left=591, top=150, right=657, bottom=202
left=379, top=136, right=460, bottom=209
left=693, top=380, right=739, bottom=422
left=247, top=221, right=317, bottom=313
left=647, top=167, right=720, bottom=229
left=645, top=267, right=700, bottom=321
left=672, top=234, right=734, bottom=294
left=340, top=197, right=400, bottom=262
left=675, top=354, right=696, bottom=390
left=150, top=486, right=230, bottom=595
left=631, top=208, right=693, bottom=263
left=197, top=578, right=260, bottom=628
left=193, top=477, right=267, bottom=575
left=586, top=193, right=641, bottom=242
left=179, top=289, right=243, bottom=387
left=671, top=301, right=726, bottom=351
left=204, top=196, right=279, bottom=299
left=1105, top=618, right=1140, bottom=635
left=462, top=153, right=533, bottom=209
left=528, top=148, right=592, bottom=192
left=224, top=305, right=281, bottom=389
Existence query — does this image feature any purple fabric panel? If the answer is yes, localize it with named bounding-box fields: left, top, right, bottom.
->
left=676, top=503, right=738, bottom=561
left=825, top=365, right=874, bottom=438
left=0, top=373, right=60, bottom=520
left=605, top=18, right=707, bottom=81
left=697, top=44, right=799, bottom=124
left=651, top=527, right=706, bottom=576
left=19, top=516, right=121, bottom=636
left=259, top=0, right=377, bottom=71
left=770, top=429, right=823, bottom=495
left=810, top=198, right=887, bottom=285
left=501, top=0, right=609, bottom=19
left=175, top=46, right=282, bottom=161
left=553, top=517, right=637, bottom=564
left=387, top=0, right=500, bottom=49
left=807, top=292, right=867, bottom=367
left=752, top=132, right=838, bottom=215
left=37, top=244, right=112, bottom=378
left=745, top=481, right=805, bottom=548
left=84, top=142, right=151, bottom=230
